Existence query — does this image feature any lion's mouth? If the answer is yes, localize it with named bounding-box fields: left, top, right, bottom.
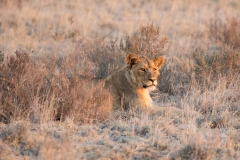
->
left=143, top=84, right=156, bottom=88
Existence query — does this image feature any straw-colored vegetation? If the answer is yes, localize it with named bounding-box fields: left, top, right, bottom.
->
left=0, top=0, right=239, bottom=159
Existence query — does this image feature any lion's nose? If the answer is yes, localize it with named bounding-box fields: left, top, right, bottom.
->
left=149, top=78, right=156, bottom=82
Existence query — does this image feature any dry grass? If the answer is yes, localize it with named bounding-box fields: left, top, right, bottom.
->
left=0, top=0, right=240, bottom=159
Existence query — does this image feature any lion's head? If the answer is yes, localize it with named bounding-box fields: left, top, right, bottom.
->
left=126, top=53, right=164, bottom=90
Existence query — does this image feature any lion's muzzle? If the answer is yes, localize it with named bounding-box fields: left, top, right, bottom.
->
left=143, top=79, right=157, bottom=88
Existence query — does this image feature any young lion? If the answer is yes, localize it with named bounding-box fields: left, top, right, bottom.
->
left=105, top=53, right=165, bottom=111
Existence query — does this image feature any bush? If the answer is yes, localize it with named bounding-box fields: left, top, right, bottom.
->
left=84, top=38, right=125, bottom=78
left=208, top=16, right=240, bottom=50
left=0, top=51, right=31, bottom=123
left=157, top=58, right=191, bottom=96
left=193, top=50, right=240, bottom=88
left=120, top=23, right=168, bottom=59
left=0, top=50, right=111, bottom=124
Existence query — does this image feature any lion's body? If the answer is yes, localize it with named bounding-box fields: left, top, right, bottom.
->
left=105, top=54, right=164, bottom=110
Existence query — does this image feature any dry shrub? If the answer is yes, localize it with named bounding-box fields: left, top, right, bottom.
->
left=0, top=50, right=111, bottom=124
left=193, top=50, right=240, bottom=88
left=55, top=76, right=111, bottom=124
left=157, top=58, right=191, bottom=96
left=84, top=38, right=125, bottom=78
left=209, top=16, right=240, bottom=50
left=120, top=23, right=168, bottom=59
left=38, top=53, right=112, bottom=124
left=0, top=51, right=31, bottom=123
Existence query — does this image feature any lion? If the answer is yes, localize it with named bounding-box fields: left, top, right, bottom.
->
left=104, top=53, right=200, bottom=119
left=105, top=53, right=165, bottom=111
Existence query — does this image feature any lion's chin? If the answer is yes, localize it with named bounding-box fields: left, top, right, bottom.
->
left=148, top=85, right=157, bottom=91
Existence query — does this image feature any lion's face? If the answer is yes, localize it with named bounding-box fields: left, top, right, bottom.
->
left=126, top=54, right=164, bottom=89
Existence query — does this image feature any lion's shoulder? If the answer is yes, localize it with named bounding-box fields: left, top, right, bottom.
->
left=105, top=66, right=129, bottom=88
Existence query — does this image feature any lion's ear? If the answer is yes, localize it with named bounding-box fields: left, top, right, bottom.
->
left=126, top=53, right=140, bottom=69
left=154, top=56, right=164, bottom=68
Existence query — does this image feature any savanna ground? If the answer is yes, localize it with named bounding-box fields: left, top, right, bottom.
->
left=0, top=0, right=240, bottom=159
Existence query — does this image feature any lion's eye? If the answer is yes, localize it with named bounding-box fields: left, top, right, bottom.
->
left=140, top=68, right=146, bottom=72
left=153, top=68, right=157, bottom=72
